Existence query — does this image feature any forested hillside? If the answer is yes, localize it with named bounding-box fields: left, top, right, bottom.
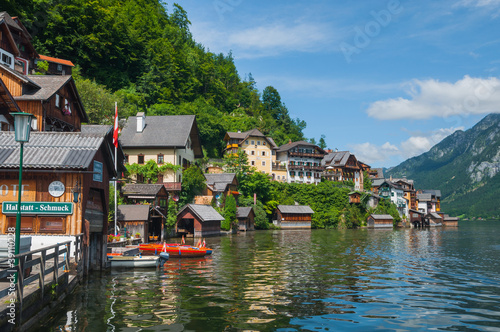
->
left=7, top=0, right=307, bottom=157
left=387, top=114, right=500, bottom=219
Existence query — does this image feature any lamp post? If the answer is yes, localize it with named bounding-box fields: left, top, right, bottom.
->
left=13, top=112, right=33, bottom=282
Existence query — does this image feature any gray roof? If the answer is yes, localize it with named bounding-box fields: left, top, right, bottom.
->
left=427, top=212, right=442, bottom=219
left=374, top=168, right=384, bottom=178
left=204, top=173, right=237, bottom=192
left=277, top=205, right=314, bottom=214
left=178, top=204, right=224, bottom=222
left=122, top=184, right=166, bottom=197
left=372, top=178, right=386, bottom=187
left=369, top=214, right=394, bottom=220
left=117, top=204, right=150, bottom=221
left=81, top=125, right=112, bottom=136
left=225, top=128, right=278, bottom=149
left=237, top=206, right=253, bottom=218
left=277, top=140, right=325, bottom=154
left=322, top=151, right=352, bottom=167
left=0, top=131, right=105, bottom=169
left=417, top=193, right=432, bottom=201
left=119, top=114, right=202, bottom=157
left=14, top=75, right=72, bottom=101
left=422, top=189, right=441, bottom=198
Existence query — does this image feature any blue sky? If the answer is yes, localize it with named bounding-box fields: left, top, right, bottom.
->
left=173, top=0, right=500, bottom=168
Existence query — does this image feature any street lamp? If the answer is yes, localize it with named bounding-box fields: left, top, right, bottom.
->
left=13, top=112, right=33, bottom=282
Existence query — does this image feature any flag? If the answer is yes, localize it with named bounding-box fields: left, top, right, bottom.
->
left=202, top=239, right=206, bottom=248
left=162, top=242, right=167, bottom=253
left=181, top=235, right=185, bottom=245
left=113, top=102, right=118, bottom=148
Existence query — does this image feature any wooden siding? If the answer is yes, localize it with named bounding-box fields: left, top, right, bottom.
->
left=15, top=100, right=43, bottom=131
left=0, top=69, right=22, bottom=96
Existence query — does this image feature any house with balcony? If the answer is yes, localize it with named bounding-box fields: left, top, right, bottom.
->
left=275, top=140, right=325, bottom=184
left=416, top=190, right=441, bottom=214
left=321, top=150, right=364, bottom=190
left=194, top=173, right=239, bottom=207
left=378, top=180, right=409, bottom=218
left=223, top=129, right=278, bottom=175
left=119, top=112, right=203, bottom=189
left=393, top=178, right=417, bottom=211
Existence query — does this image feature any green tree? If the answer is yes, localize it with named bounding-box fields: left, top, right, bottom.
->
left=165, top=199, right=178, bottom=231
left=319, top=135, right=327, bottom=149
left=222, top=194, right=237, bottom=231
left=363, top=171, right=372, bottom=191
left=179, top=165, right=206, bottom=206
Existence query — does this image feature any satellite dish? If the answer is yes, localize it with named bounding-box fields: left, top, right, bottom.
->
left=172, top=194, right=179, bottom=202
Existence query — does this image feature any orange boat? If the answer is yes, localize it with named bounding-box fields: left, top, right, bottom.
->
left=139, top=243, right=211, bottom=258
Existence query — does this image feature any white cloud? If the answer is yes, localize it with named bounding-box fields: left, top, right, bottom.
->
left=352, top=127, right=463, bottom=165
left=458, top=0, right=500, bottom=7
left=366, top=76, right=500, bottom=120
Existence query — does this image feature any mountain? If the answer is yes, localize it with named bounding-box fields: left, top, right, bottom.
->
left=386, top=113, right=500, bottom=218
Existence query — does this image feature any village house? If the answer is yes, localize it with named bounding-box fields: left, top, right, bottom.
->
left=393, top=178, right=417, bottom=211
left=275, top=140, right=325, bottom=184
left=417, top=189, right=441, bottom=213
left=37, top=54, right=74, bottom=75
left=275, top=205, right=314, bottom=229
left=223, top=129, right=278, bottom=175
left=120, top=183, right=168, bottom=241
left=194, top=173, right=239, bottom=206
left=176, top=204, right=223, bottom=238
left=237, top=206, right=255, bottom=231
left=378, top=180, right=409, bottom=218
left=321, top=150, right=364, bottom=190
left=119, top=112, right=203, bottom=191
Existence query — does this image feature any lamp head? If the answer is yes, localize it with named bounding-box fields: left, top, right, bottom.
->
left=12, top=112, right=33, bottom=143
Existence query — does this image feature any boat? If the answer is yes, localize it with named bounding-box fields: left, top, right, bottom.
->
left=107, top=251, right=169, bottom=268
left=138, top=243, right=211, bottom=258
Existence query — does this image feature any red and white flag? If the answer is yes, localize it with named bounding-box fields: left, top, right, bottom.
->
left=162, top=242, right=167, bottom=253
left=113, top=102, right=119, bottom=148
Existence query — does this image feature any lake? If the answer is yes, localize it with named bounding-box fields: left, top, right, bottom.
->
left=35, top=221, right=500, bottom=331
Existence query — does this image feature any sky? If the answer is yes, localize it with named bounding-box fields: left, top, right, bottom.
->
left=173, top=0, right=500, bottom=168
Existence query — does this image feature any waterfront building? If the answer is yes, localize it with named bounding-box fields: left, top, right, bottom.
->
left=177, top=204, right=223, bottom=237
left=275, top=205, right=314, bottom=229
left=0, top=125, right=124, bottom=271
left=223, top=129, right=278, bottom=175
left=237, top=206, right=255, bottom=231
left=367, top=214, right=394, bottom=228
left=275, top=140, right=325, bottom=184
left=378, top=180, right=409, bottom=218
left=116, top=204, right=150, bottom=243
left=120, top=183, right=169, bottom=241
left=119, top=112, right=203, bottom=188
left=194, top=173, right=239, bottom=207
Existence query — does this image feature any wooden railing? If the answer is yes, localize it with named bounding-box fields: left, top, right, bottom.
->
left=0, top=234, right=84, bottom=302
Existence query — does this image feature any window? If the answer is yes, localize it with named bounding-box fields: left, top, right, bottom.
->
left=257, top=141, right=261, bottom=145
left=160, top=199, right=167, bottom=207
left=7, top=216, right=34, bottom=232
left=262, top=151, right=266, bottom=156
left=277, top=175, right=280, bottom=180
left=251, top=140, right=255, bottom=145
left=157, top=154, right=164, bottom=164
left=124, top=155, right=129, bottom=163
left=245, top=140, right=249, bottom=145
left=263, top=141, right=266, bottom=146
left=55, top=94, right=61, bottom=108
left=138, top=155, right=144, bottom=164
left=262, top=161, right=266, bottom=166
left=251, top=161, right=255, bottom=166
left=137, top=174, right=144, bottom=182
left=39, top=217, right=65, bottom=233
left=251, top=151, right=255, bottom=156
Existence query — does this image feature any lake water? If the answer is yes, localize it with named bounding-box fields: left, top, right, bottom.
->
left=35, top=221, right=500, bottom=331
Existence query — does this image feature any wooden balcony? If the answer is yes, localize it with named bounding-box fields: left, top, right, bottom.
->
left=289, top=164, right=325, bottom=171
left=289, top=151, right=324, bottom=158
left=272, top=164, right=287, bottom=170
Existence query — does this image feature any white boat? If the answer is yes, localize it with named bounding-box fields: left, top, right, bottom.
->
left=108, top=252, right=169, bottom=268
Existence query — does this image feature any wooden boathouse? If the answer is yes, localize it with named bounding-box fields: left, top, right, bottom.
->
left=367, top=214, right=394, bottom=228
left=275, top=205, right=314, bottom=229
left=176, top=204, right=223, bottom=237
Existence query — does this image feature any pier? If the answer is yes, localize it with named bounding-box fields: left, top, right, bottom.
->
left=0, top=234, right=84, bottom=332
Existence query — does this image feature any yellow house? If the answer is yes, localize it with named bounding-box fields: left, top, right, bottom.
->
left=223, top=129, right=278, bottom=175
left=119, top=113, right=203, bottom=188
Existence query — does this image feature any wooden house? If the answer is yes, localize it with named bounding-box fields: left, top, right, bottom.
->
left=237, top=207, right=255, bottom=231
left=349, top=192, right=361, bottom=204
left=0, top=125, right=125, bottom=271
left=409, top=209, right=425, bottom=227
left=425, top=212, right=443, bottom=227
left=0, top=77, right=18, bottom=130
left=443, top=216, right=459, bottom=227
left=367, top=214, right=394, bottom=228
left=37, top=54, right=74, bottom=75
left=177, top=204, right=223, bottom=237
left=117, top=204, right=150, bottom=242
left=322, top=150, right=363, bottom=190
left=275, top=205, right=313, bottom=229
left=121, top=183, right=168, bottom=241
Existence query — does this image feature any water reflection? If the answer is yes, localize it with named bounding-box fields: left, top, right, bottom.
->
left=35, top=222, right=500, bottom=331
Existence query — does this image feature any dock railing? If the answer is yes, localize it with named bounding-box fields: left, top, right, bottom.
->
left=0, top=233, right=84, bottom=324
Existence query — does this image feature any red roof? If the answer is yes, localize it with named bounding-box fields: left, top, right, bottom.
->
left=38, top=55, right=74, bottom=67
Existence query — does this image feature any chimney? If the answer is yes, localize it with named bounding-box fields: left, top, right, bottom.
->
left=335, top=148, right=338, bottom=152
left=289, top=139, right=292, bottom=144
left=237, top=130, right=241, bottom=133
left=136, top=112, right=146, bottom=132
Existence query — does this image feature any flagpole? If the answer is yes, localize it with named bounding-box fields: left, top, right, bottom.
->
left=114, top=101, right=118, bottom=237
